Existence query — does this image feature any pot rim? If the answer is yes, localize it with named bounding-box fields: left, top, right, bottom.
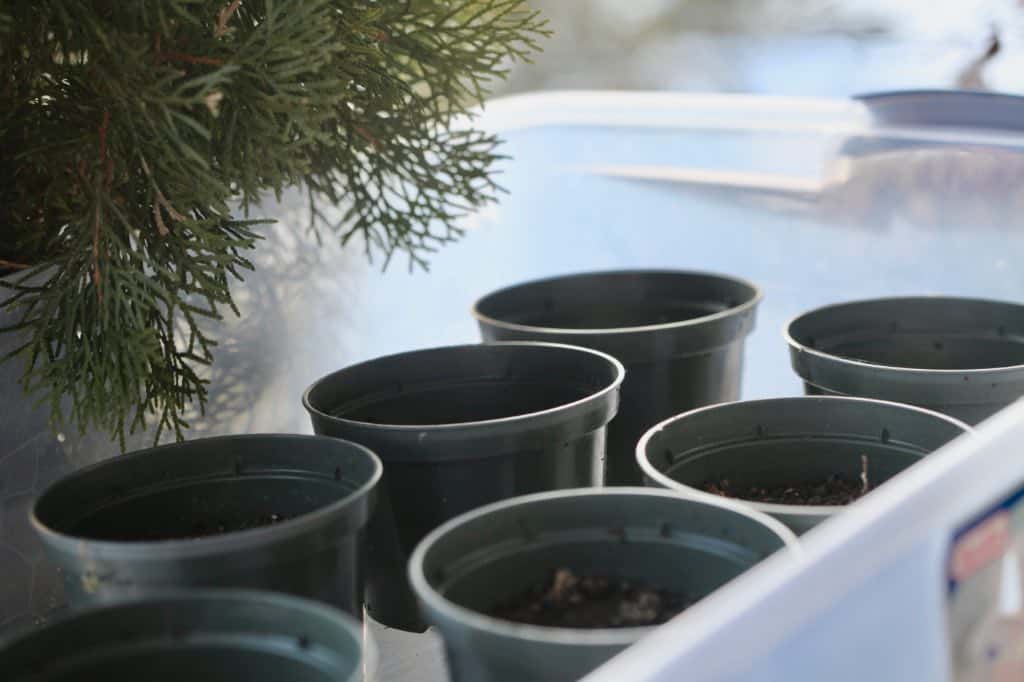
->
left=784, top=295, right=1024, bottom=377
left=0, top=588, right=363, bottom=679
left=301, top=341, right=625, bottom=433
left=635, top=395, right=973, bottom=518
left=470, top=269, right=763, bottom=337
left=30, top=433, right=382, bottom=561
left=407, top=486, right=799, bottom=647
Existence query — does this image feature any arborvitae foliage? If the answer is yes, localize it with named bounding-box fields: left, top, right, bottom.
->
left=0, top=1, right=547, bottom=444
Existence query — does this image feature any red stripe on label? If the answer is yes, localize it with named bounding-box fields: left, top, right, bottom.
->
left=952, top=511, right=1011, bottom=584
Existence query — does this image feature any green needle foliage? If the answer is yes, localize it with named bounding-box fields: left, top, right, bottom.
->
left=0, top=1, right=547, bottom=444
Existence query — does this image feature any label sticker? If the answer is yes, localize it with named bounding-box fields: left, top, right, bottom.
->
left=948, top=486, right=1024, bottom=681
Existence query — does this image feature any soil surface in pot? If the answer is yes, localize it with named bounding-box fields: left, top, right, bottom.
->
left=79, top=513, right=292, bottom=542
left=489, top=568, right=691, bottom=628
left=701, top=474, right=867, bottom=506
left=183, top=513, right=291, bottom=539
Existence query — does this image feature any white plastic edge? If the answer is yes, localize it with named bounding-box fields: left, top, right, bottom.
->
left=463, top=89, right=863, bottom=133
left=584, top=398, right=1024, bottom=682
left=456, top=90, right=1024, bottom=150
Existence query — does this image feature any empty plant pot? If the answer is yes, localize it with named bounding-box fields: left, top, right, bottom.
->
left=473, top=270, right=761, bottom=486
left=786, top=296, right=1024, bottom=425
left=0, top=590, right=362, bottom=682
left=637, top=396, right=971, bottom=535
left=31, top=434, right=380, bottom=617
left=303, top=342, right=624, bottom=632
left=409, top=487, right=797, bottom=682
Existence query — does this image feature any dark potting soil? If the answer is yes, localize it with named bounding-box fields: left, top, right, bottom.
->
left=489, top=568, right=691, bottom=629
left=702, top=474, right=867, bottom=506
left=181, top=513, right=290, bottom=539
left=88, top=513, right=293, bottom=542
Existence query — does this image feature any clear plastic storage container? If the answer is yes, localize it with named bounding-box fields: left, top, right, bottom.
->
left=7, top=89, right=1024, bottom=682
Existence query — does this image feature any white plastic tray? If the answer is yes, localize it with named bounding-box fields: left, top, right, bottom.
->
left=587, top=399, right=1024, bottom=682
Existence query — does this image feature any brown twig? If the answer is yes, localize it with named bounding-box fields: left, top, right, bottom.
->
left=98, top=110, right=110, bottom=166
left=153, top=25, right=224, bottom=67
left=93, top=110, right=111, bottom=301
left=157, top=192, right=187, bottom=223
left=215, top=0, right=243, bottom=38
left=860, top=454, right=870, bottom=495
left=160, top=51, right=225, bottom=67
left=355, top=126, right=384, bottom=151
left=140, top=158, right=187, bottom=237
left=91, top=202, right=102, bottom=295
left=0, top=259, right=30, bottom=271
left=152, top=201, right=169, bottom=238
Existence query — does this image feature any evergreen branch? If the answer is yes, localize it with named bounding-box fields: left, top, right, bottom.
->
left=0, top=0, right=548, bottom=445
left=92, top=109, right=111, bottom=299
left=215, top=0, right=243, bottom=38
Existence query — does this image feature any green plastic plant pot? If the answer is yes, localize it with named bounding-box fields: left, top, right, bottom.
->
left=637, top=396, right=971, bottom=535
left=473, top=270, right=761, bottom=486
left=408, top=487, right=797, bottom=682
left=786, top=296, right=1024, bottom=425
left=303, top=341, right=624, bottom=632
left=31, top=434, right=381, bottom=617
left=0, top=590, right=362, bottom=682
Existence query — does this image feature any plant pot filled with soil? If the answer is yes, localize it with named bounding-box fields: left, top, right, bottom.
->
left=31, top=434, right=380, bottom=617
left=786, top=297, right=1024, bottom=425
left=637, top=396, right=971, bottom=535
left=304, top=342, right=624, bottom=632
left=409, top=488, right=797, bottom=682
left=0, top=590, right=362, bottom=682
left=473, top=270, right=761, bottom=486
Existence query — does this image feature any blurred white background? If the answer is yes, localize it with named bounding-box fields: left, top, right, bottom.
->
left=496, top=0, right=1024, bottom=96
